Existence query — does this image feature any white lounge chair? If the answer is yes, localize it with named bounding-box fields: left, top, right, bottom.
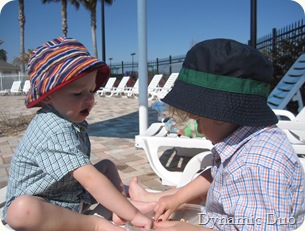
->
left=96, top=77, right=117, bottom=97
left=274, top=108, right=305, bottom=144
left=267, top=54, right=305, bottom=112
left=124, top=78, right=138, bottom=97
left=147, top=74, right=163, bottom=100
left=127, top=74, right=163, bottom=99
left=0, top=85, right=10, bottom=95
left=105, top=76, right=130, bottom=98
left=135, top=123, right=213, bottom=186
left=275, top=120, right=305, bottom=166
left=149, top=73, right=179, bottom=100
left=0, top=89, right=9, bottom=96
left=22, top=80, right=30, bottom=95
left=0, top=81, right=22, bottom=96
left=10, top=81, right=22, bottom=95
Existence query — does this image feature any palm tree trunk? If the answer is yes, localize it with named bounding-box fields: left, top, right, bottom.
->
left=90, top=9, right=98, bottom=58
left=81, top=0, right=114, bottom=59
left=62, top=0, right=67, bottom=37
left=18, top=0, right=25, bottom=74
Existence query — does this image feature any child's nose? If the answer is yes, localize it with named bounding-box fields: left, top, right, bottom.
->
left=85, top=92, right=95, bottom=102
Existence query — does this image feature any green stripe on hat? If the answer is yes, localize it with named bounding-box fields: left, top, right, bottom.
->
left=178, top=68, right=270, bottom=97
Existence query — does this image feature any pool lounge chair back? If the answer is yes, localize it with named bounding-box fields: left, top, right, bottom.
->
left=151, top=72, right=179, bottom=100
left=267, top=54, right=305, bottom=112
left=22, top=80, right=31, bottom=95
left=147, top=74, right=163, bottom=100
left=96, top=77, right=117, bottom=96
left=105, top=76, right=130, bottom=97
left=127, top=74, right=163, bottom=99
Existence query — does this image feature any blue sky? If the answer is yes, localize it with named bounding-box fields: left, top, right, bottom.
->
left=0, top=0, right=305, bottom=65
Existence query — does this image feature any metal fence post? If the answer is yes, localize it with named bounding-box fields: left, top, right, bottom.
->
left=0, top=74, right=2, bottom=91
left=121, top=61, right=124, bottom=76
left=169, top=55, right=172, bottom=74
left=272, top=28, right=277, bottom=58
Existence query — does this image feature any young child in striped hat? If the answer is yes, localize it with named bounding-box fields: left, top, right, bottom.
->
left=2, top=37, right=153, bottom=231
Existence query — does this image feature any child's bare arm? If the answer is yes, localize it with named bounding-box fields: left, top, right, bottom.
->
left=72, top=164, right=153, bottom=229
left=154, top=168, right=212, bottom=221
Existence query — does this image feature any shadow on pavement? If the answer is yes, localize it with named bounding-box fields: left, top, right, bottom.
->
left=88, top=108, right=158, bottom=138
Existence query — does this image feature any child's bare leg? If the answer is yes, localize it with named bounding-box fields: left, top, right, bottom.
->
left=6, top=195, right=124, bottom=231
left=95, top=159, right=126, bottom=195
left=91, top=159, right=127, bottom=220
left=129, top=177, right=179, bottom=202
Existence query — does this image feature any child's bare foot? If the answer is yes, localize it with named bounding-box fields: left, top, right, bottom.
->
left=112, top=214, right=126, bottom=225
left=112, top=200, right=156, bottom=225
left=133, top=200, right=156, bottom=214
left=129, top=177, right=151, bottom=202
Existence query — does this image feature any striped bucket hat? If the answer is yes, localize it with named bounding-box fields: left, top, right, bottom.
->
left=25, top=37, right=110, bottom=108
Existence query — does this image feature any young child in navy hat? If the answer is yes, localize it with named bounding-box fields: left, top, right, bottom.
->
left=2, top=37, right=154, bottom=231
left=129, top=38, right=305, bottom=230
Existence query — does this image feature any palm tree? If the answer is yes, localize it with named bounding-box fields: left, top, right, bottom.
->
left=18, top=0, right=25, bottom=74
left=0, top=40, right=7, bottom=62
left=81, top=0, right=113, bottom=59
left=41, top=0, right=80, bottom=37
left=13, top=49, right=33, bottom=70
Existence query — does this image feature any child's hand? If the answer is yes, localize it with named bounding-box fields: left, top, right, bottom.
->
left=130, top=210, right=153, bottom=229
left=154, top=195, right=182, bottom=222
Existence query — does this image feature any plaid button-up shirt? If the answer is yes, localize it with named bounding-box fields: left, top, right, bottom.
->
left=201, top=126, right=305, bottom=230
left=2, top=105, right=92, bottom=222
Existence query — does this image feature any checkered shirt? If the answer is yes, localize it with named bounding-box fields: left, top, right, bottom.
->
left=2, top=106, right=92, bottom=222
left=200, top=126, right=305, bottom=230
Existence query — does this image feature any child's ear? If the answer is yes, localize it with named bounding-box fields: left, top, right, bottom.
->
left=42, top=96, right=52, bottom=104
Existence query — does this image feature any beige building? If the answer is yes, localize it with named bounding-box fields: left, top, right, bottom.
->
left=0, top=61, right=20, bottom=75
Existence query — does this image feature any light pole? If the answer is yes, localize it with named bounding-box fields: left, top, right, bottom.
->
left=108, top=57, right=113, bottom=74
left=131, top=52, right=136, bottom=74
left=250, top=0, right=257, bottom=48
left=101, top=0, right=106, bottom=61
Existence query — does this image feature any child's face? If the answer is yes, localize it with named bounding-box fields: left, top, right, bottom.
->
left=46, top=71, right=97, bottom=123
left=189, top=115, right=215, bottom=141
left=189, top=114, right=238, bottom=144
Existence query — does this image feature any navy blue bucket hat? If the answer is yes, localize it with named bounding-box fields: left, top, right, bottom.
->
left=162, top=38, right=278, bottom=126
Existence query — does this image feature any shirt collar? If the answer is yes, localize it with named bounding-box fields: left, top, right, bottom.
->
left=211, top=126, right=270, bottom=166
left=40, top=104, right=88, bottom=132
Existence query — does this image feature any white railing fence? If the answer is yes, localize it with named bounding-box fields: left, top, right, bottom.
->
left=0, top=73, right=29, bottom=91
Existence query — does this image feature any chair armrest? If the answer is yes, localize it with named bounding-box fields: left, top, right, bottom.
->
left=135, top=134, right=213, bottom=186
left=273, top=109, right=296, bottom=121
